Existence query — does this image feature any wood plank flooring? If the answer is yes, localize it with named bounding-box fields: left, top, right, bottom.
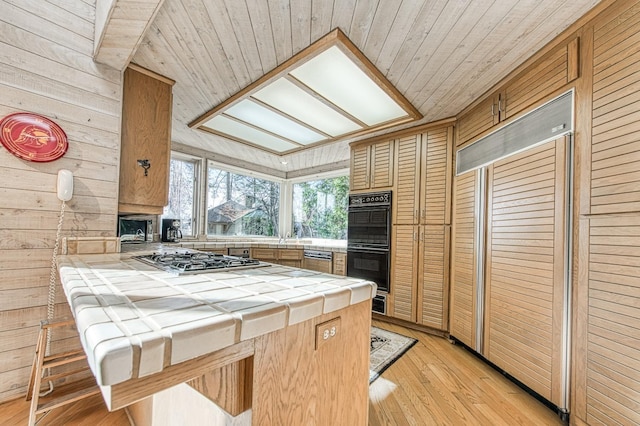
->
left=369, top=320, right=563, bottom=426
left=0, top=320, right=562, bottom=425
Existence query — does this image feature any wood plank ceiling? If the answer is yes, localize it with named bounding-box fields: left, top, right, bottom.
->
left=132, top=0, right=600, bottom=177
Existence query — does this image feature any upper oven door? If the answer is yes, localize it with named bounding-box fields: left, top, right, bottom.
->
left=347, top=207, right=390, bottom=248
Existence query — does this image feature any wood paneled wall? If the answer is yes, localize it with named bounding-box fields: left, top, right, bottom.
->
left=0, top=1, right=121, bottom=402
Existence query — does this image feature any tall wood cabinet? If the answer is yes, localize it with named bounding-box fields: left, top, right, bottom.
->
left=388, top=126, right=453, bottom=330
left=119, top=65, right=174, bottom=215
left=572, top=1, right=640, bottom=424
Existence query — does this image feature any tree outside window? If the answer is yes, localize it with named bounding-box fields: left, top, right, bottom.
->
left=292, top=176, right=348, bottom=240
left=163, top=157, right=197, bottom=236
left=207, top=166, right=280, bottom=237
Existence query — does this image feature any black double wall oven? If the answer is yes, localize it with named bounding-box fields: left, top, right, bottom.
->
left=347, top=191, right=391, bottom=315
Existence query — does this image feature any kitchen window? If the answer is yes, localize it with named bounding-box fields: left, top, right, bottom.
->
left=207, top=163, right=280, bottom=237
left=292, top=175, right=348, bottom=240
left=163, top=153, right=199, bottom=236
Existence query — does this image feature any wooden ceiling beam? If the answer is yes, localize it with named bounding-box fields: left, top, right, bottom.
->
left=94, top=0, right=166, bottom=71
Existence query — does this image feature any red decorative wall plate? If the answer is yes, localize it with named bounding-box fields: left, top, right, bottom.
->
left=0, top=112, right=68, bottom=162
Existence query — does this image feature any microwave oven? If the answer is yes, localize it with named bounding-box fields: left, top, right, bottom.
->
left=118, top=217, right=153, bottom=243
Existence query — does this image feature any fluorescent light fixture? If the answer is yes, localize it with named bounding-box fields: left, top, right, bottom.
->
left=190, top=29, right=421, bottom=155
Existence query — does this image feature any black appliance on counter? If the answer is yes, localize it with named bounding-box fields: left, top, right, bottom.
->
left=161, top=218, right=182, bottom=243
left=118, top=216, right=153, bottom=243
left=346, top=191, right=391, bottom=315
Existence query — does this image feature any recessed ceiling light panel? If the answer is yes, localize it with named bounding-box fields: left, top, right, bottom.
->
left=290, top=46, right=409, bottom=126
left=190, top=29, right=421, bottom=155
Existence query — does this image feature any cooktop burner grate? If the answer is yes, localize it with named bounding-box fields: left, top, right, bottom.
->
left=133, top=251, right=268, bottom=274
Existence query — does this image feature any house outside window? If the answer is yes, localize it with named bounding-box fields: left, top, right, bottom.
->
left=292, top=175, right=348, bottom=240
left=207, top=164, right=280, bottom=237
left=163, top=154, right=199, bottom=236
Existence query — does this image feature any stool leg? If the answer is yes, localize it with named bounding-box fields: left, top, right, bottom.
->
left=28, top=325, right=48, bottom=426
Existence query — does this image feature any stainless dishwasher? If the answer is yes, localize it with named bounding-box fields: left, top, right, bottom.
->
left=303, top=250, right=333, bottom=273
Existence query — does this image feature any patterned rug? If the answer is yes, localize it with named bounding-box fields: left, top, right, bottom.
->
left=370, top=326, right=418, bottom=384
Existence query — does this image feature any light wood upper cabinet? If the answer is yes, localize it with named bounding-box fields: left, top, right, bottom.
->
left=119, top=65, right=174, bottom=215
left=393, top=126, right=453, bottom=225
left=350, top=140, right=394, bottom=191
left=457, top=38, right=578, bottom=148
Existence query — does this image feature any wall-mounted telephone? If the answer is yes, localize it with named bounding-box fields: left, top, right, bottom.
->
left=43, top=169, right=75, bottom=396
left=57, top=169, right=73, bottom=201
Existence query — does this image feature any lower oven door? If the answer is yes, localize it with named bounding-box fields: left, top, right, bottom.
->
left=346, top=248, right=390, bottom=293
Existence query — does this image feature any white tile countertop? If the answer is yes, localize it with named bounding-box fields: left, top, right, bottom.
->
left=57, top=249, right=375, bottom=387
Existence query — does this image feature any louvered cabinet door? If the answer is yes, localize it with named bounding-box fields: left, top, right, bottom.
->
left=393, top=135, right=421, bottom=224
left=502, top=38, right=577, bottom=121
left=389, top=225, right=418, bottom=322
left=449, top=170, right=479, bottom=348
left=420, top=126, right=453, bottom=225
left=417, top=225, right=450, bottom=330
left=484, top=138, right=567, bottom=406
left=370, top=140, right=394, bottom=189
left=350, top=145, right=370, bottom=191
left=456, top=95, right=499, bottom=148
left=591, top=11, right=640, bottom=215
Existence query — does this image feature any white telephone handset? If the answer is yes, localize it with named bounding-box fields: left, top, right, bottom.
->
left=44, top=169, right=74, bottom=397
left=57, top=169, right=73, bottom=201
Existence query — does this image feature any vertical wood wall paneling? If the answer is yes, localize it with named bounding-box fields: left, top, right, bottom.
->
left=449, top=170, right=478, bottom=348
left=0, top=1, right=121, bottom=403
left=483, top=139, right=566, bottom=406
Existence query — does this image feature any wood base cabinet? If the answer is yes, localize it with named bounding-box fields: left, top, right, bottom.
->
left=119, top=65, right=174, bottom=215
left=388, top=224, right=450, bottom=330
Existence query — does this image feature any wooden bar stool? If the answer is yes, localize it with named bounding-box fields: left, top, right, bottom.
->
left=25, top=320, right=100, bottom=426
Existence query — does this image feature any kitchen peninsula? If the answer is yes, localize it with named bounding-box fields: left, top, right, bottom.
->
left=56, top=248, right=375, bottom=425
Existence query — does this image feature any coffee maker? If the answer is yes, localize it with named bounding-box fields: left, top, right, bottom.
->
left=161, top=218, right=182, bottom=242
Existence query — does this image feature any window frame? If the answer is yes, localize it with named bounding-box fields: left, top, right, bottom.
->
left=205, top=160, right=285, bottom=238
left=163, top=151, right=202, bottom=239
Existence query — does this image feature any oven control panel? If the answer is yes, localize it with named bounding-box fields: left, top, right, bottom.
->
left=348, top=191, right=391, bottom=207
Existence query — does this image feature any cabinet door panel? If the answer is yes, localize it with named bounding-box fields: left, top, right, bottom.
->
left=389, top=225, right=418, bottom=322
left=350, top=145, right=370, bottom=190
left=393, top=135, right=420, bottom=224
left=371, top=140, right=394, bottom=188
left=484, top=138, right=566, bottom=406
left=456, top=95, right=498, bottom=147
left=417, top=225, right=450, bottom=330
left=450, top=170, right=478, bottom=348
left=591, top=19, right=640, bottom=214
left=421, top=127, right=453, bottom=224
left=503, top=41, right=574, bottom=120
left=119, top=67, right=173, bottom=214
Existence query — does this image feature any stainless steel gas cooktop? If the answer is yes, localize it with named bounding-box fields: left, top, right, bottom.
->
left=133, top=251, right=269, bottom=275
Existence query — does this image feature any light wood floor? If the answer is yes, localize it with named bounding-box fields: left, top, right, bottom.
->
left=0, top=321, right=563, bottom=425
